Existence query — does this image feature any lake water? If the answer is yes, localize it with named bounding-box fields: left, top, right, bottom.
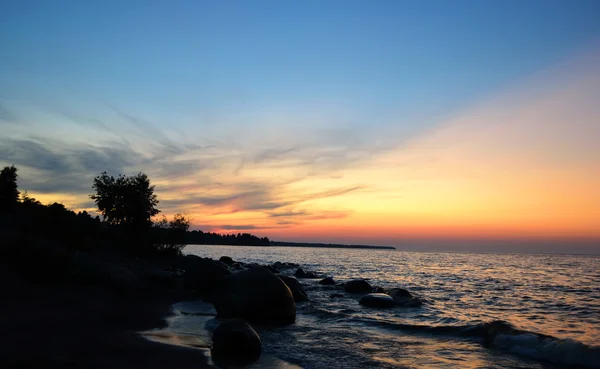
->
left=162, top=245, right=600, bottom=369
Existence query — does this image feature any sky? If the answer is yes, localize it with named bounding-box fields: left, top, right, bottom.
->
left=1, top=1, right=600, bottom=252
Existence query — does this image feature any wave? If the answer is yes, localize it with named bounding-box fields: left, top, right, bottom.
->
left=347, top=318, right=600, bottom=368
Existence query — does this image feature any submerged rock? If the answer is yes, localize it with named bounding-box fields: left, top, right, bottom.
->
left=319, top=277, right=336, bottom=285
left=359, top=293, right=395, bottom=308
left=278, top=275, right=309, bottom=302
left=219, top=256, right=234, bottom=265
left=344, top=279, right=373, bottom=293
left=212, top=318, right=261, bottom=366
left=212, top=267, right=296, bottom=325
left=387, top=288, right=424, bottom=307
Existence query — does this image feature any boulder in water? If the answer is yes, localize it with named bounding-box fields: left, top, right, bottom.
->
left=212, top=318, right=261, bottom=366
left=278, top=275, right=309, bottom=302
left=212, top=267, right=296, bottom=325
left=319, top=276, right=336, bottom=285
left=359, top=293, right=395, bottom=308
left=344, top=279, right=373, bottom=293
left=387, top=288, right=424, bottom=307
left=219, top=256, right=234, bottom=265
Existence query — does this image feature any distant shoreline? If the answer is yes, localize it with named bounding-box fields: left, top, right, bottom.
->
left=271, top=241, right=396, bottom=250
left=188, top=242, right=396, bottom=250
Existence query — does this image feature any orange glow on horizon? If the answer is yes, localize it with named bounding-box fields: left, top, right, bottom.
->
left=25, top=49, right=600, bottom=246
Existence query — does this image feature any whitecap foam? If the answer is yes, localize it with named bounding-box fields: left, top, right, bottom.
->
left=493, top=333, right=600, bottom=368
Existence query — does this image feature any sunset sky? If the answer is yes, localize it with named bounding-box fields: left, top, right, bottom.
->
left=1, top=1, right=599, bottom=252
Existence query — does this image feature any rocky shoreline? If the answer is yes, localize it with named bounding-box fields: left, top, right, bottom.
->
left=0, top=244, right=425, bottom=368
left=180, top=254, right=426, bottom=366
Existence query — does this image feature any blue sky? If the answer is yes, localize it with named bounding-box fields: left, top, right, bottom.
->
left=3, top=0, right=599, bottom=130
left=1, top=1, right=600, bottom=250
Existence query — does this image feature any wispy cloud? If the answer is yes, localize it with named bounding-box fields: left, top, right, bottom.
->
left=0, top=98, right=376, bottom=230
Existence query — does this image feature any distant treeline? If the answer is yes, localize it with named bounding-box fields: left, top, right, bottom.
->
left=270, top=241, right=395, bottom=250
left=186, top=230, right=270, bottom=246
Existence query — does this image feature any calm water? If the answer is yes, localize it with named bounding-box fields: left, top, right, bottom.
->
left=168, top=245, right=600, bottom=369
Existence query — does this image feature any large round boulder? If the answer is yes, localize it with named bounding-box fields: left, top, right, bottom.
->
left=278, top=275, right=309, bottom=302
left=344, top=279, right=373, bottom=293
left=387, top=288, right=424, bottom=307
left=359, top=293, right=395, bottom=308
left=212, top=319, right=261, bottom=366
left=184, top=255, right=231, bottom=298
left=212, top=267, right=296, bottom=325
left=219, top=256, right=234, bottom=265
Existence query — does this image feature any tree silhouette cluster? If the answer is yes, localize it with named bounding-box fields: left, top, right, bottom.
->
left=91, top=172, right=160, bottom=229
left=0, top=166, right=270, bottom=258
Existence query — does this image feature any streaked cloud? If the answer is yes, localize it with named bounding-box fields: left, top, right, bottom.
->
left=1, top=48, right=599, bottom=247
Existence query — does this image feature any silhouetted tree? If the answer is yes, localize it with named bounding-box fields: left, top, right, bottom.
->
left=0, top=165, right=19, bottom=213
left=152, top=213, right=190, bottom=256
left=90, top=172, right=160, bottom=230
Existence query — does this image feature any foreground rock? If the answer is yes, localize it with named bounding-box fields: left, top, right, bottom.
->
left=344, top=279, right=373, bottom=293
left=359, top=293, right=396, bottom=308
left=184, top=255, right=231, bottom=298
left=212, top=267, right=296, bottom=325
left=388, top=288, right=424, bottom=307
left=319, top=276, right=336, bottom=285
left=212, top=318, right=261, bottom=366
left=278, top=275, right=309, bottom=302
